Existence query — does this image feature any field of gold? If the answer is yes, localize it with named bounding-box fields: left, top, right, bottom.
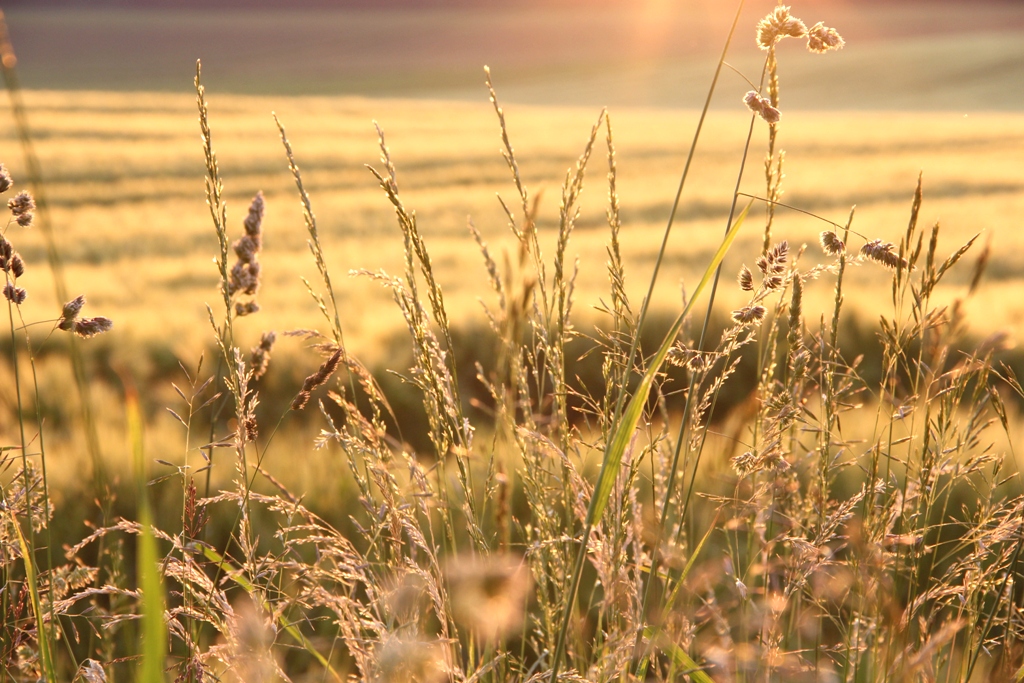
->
left=5, top=90, right=1023, bottom=352
left=1, top=87, right=1022, bottom=496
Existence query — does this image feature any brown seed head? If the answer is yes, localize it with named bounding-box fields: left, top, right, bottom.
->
left=738, top=265, right=754, bottom=291
left=0, top=164, right=12, bottom=194
left=228, top=261, right=260, bottom=297
left=290, top=391, right=311, bottom=411
left=819, top=230, right=845, bottom=255
left=76, top=660, right=107, bottom=683
left=10, top=253, right=24, bottom=278
left=807, top=22, right=845, bottom=53
left=732, top=305, right=767, bottom=324
left=743, top=91, right=781, bottom=124
left=250, top=331, right=276, bottom=380
left=665, top=345, right=690, bottom=368
left=788, top=274, right=804, bottom=347
left=292, top=348, right=344, bottom=410
left=241, top=415, right=258, bottom=443
left=232, top=234, right=261, bottom=263
left=861, top=239, right=907, bottom=270
left=59, top=295, right=86, bottom=330
left=73, top=316, right=113, bottom=338
left=7, top=190, right=34, bottom=218
left=243, top=191, right=264, bottom=238
left=235, top=300, right=260, bottom=317
left=766, top=241, right=789, bottom=273
left=731, top=450, right=758, bottom=475
left=3, top=284, right=26, bottom=305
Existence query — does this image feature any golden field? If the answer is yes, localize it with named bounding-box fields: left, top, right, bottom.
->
left=0, top=1, right=1022, bottom=496
left=3, top=89, right=1022, bottom=354
left=1, top=88, right=1022, bottom=493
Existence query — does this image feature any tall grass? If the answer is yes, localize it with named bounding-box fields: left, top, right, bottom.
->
left=2, top=3, right=1023, bottom=683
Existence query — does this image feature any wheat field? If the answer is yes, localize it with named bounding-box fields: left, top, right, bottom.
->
left=1, top=88, right=1021, bottom=497
left=4, top=91, right=1022, bottom=359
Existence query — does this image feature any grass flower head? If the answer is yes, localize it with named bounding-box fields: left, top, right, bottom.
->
left=757, top=5, right=808, bottom=50
left=807, top=22, right=845, bottom=53
left=744, top=90, right=781, bottom=124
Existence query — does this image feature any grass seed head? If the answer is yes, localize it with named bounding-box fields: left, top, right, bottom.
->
left=0, top=164, right=11, bottom=194
left=820, top=230, right=845, bottom=255
left=3, top=283, right=26, bottom=304
left=0, top=242, right=17, bottom=274
left=788, top=274, right=803, bottom=346
left=229, top=261, right=261, bottom=297
left=233, top=234, right=261, bottom=263
left=290, top=390, right=311, bottom=411
left=738, top=265, right=754, bottom=291
left=244, top=190, right=265, bottom=237
left=766, top=240, right=789, bottom=272
left=7, top=190, right=34, bottom=226
left=235, top=300, right=260, bottom=317
left=732, top=304, right=767, bottom=324
left=861, top=238, right=908, bottom=269
left=76, top=660, right=107, bottom=683
left=250, top=331, right=276, bottom=380
left=73, top=316, right=113, bottom=338
left=807, top=22, right=845, bottom=53
left=744, top=90, right=781, bottom=124
left=757, top=5, right=808, bottom=50
left=58, top=295, right=86, bottom=330
left=731, top=450, right=757, bottom=475
left=292, top=348, right=344, bottom=410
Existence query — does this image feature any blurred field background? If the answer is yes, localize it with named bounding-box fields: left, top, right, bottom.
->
left=0, top=0, right=1022, bottom=505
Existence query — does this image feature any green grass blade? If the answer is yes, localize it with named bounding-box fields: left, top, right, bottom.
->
left=128, top=391, right=167, bottom=682
left=138, top=508, right=166, bottom=682
left=589, top=201, right=751, bottom=524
